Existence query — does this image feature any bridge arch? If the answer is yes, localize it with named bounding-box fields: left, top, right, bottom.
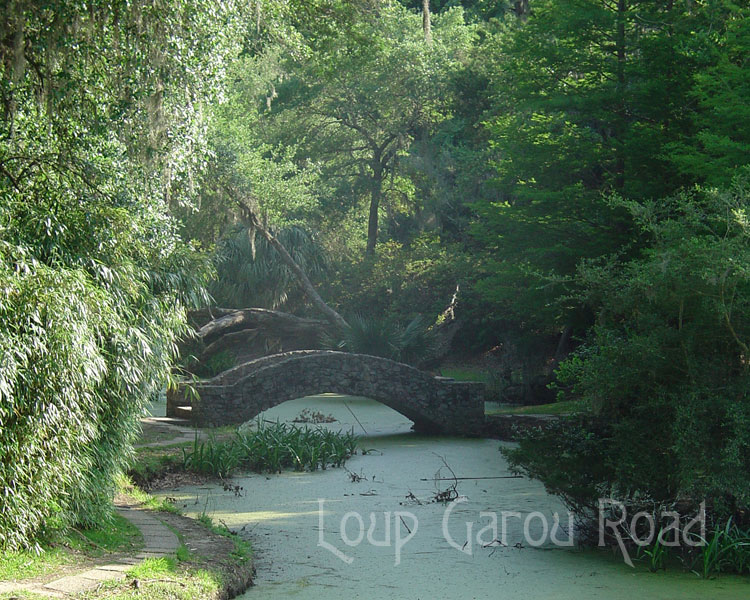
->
left=168, top=351, right=484, bottom=435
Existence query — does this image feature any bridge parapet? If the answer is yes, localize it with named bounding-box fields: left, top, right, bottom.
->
left=168, top=351, right=485, bottom=436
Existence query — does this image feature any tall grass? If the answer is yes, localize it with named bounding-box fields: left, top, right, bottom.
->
left=688, top=518, right=750, bottom=578
left=633, top=517, right=750, bottom=577
left=182, top=421, right=359, bottom=477
left=182, top=434, right=241, bottom=478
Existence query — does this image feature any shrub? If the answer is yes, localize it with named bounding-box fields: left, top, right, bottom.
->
left=505, top=173, right=750, bottom=558
left=193, top=350, right=237, bottom=379
left=324, top=314, right=437, bottom=366
left=0, top=0, right=231, bottom=551
left=210, top=225, right=328, bottom=311
left=0, top=238, right=209, bottom=551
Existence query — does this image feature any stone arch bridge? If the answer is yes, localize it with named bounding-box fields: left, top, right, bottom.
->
left=167, top=351, right=485, bottom=435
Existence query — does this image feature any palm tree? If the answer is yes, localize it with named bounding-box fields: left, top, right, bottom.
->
left=211, top=224, right=328, bottom=312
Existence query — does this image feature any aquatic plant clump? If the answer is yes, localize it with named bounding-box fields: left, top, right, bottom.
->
left=182, top=421, right=359, bottom=477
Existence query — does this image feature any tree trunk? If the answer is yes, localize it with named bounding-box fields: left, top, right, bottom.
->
left=184, top=308, right=330, bottom=369
left=513, top=0, right=530, bottom=21
left=614, top=0, right=627, bottom=190
left=422, top=0, right=432, bottom=44
left=201, top=328, right=260, bottom=359
left=229, top=189, right=350, bottom=331
left=187, top=307, right=240, bottom=329
left=365, top=160, right=383, bottom=257
left=553, top=324, right=573, bottom=364
left=198, top=308, right=327, bottom=347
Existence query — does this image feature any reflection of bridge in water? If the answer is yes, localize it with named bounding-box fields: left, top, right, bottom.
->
left=168, top=350, right=485, bottom=435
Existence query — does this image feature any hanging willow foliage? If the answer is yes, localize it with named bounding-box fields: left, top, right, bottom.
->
left=0, top=0, right=251, bottom=550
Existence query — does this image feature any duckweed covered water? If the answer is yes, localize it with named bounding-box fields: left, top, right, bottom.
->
left=158, top=394, right=749, bottom=599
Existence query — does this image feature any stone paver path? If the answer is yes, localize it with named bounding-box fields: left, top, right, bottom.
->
left=0, top=502, right=179, bottom=597
left=136, top=417, right=204, bottom=448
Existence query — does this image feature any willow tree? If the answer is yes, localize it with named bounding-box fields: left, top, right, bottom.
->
left=0, top=0, right=250, bottom=550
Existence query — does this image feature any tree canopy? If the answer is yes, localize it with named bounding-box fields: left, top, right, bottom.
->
left=0, top=0, right=246, bottom=549
left=1, top=0, right=749, bottom=555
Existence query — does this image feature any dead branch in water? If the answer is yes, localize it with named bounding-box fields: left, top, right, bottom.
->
left=431, top=453, right=459, bottom=503
left=420, top=476, right=522, bottom=481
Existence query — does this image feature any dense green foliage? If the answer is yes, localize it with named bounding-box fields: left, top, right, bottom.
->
left=0, top=1, right=245, bottom=549
left=2, top=0, right=749, bottom=562
left=504, top=175, right=750, bottom=530
left=257, top=3, right=474, bottom=255
left=465, top=1, right=750, bottom=404
left=492, top=1, right=750, bottom=537
left=474, top=0, right=750, bottom=332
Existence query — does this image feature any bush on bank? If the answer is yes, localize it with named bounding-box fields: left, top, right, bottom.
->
left=0, top=0, right=241, bottom=550
left=504, top=175, right=750, bottom=569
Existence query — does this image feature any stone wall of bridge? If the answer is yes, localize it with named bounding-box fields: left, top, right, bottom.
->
left=168, top=351, right=485, bottom=436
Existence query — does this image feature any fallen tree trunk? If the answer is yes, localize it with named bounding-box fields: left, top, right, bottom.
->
left=182, top=308, right=329, bottom=371
left=422, top=284, right=463, bottom=369
left=188, top=307, right=242, bottom=329
left=201, top=328, right=260, bottom=359
left=197, top=308, right=327, bottom=347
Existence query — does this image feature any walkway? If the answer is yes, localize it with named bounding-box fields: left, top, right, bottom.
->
left=136, top=416, right=205, bottom=448
left=0, top=502, right=179, bottom=597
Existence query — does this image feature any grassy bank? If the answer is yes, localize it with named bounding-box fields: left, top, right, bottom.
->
left=0, top=478, right=253, bottom=600
left=0, top=514, right=142, bottom=583
left=486, top=399, right=584, bottom=416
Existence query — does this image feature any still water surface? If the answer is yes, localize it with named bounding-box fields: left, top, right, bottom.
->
left=158, top=394, right=749, bottom=599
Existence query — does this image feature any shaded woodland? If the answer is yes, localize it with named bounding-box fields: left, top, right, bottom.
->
left=1, top=0, right=748, bottom=570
